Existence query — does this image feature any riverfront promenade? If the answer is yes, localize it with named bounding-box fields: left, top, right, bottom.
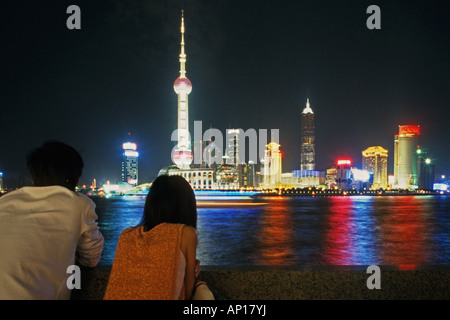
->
left=72, top=265, right=450, bottom=300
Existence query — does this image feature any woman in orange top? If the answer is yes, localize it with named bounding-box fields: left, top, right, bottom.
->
left=104, top=175, right=209, bottom=300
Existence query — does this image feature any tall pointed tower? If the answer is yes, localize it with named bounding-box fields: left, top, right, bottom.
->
left=172, top=10, right=193, bottom=169
left=300, top=98, right=315, bottom=171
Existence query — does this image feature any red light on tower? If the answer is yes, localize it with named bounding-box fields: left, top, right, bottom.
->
left=337, top=159, right=351, bottom=166
left=399, top=125, right=420, bottom=136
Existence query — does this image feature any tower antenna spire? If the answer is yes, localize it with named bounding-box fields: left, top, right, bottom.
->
left=179, top=10, right=186, bottom=78
left=173, top=10, right=193, bottom=169
left=302, top=98, right=313, bottom=114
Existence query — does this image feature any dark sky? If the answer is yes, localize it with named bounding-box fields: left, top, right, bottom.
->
left=1, top=0, right=449, bottom=188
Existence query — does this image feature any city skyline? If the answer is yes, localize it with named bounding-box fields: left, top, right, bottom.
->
left=1, top=1, right=449, bottom=188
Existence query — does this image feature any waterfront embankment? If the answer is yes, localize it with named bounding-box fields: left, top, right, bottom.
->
left=72, top=265, right=450, bottom=300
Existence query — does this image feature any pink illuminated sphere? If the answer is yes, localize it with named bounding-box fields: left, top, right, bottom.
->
left=173, top=76, right=192, bottom=95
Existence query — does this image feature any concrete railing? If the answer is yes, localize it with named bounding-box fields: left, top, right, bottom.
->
left=71, top=265, right=450, bottom=300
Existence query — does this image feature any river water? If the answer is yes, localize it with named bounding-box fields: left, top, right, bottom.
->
left=92, top=195, right=450, bottom=267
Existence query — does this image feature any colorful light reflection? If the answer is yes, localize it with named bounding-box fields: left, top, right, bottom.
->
left=323, top=196, right=380, bottom=265
left=379, top=196, right=428, bottom=266
left=257, top=197, right=296, bottom=265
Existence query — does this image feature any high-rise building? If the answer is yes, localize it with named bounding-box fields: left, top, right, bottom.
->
left=262, top=142, right=282, bottom=188
left=300, top=98, right=315, bottom=171
left=172, top=11, right=193, bottom=170
left=245, top=160, right=257, bottom=188
left=0, top=172, right=3, bottom=192
left=122, top=142, right=139, bottom=186
left=416, top=147, right=435, bottom=190
left=225, top=128, right=245, bottom=187
left=215, top=164, right=239, bottom=189
left=336, top=159, right=352, bottom=190
left=394, top=125, right=420, bottom=189
left=192, top=139, right=208, bottom=168
left=226, top=129, right=240, bottom=165
left=362, top=146, right=388, bottom=189
left=326, top=167, right=337, bottom=189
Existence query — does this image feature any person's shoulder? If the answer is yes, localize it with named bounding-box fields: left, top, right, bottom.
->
left=72, top=190, right=95, bottom=203
left=181, top=225, right=197, bottom=242
left=0, top=187, right=24, bottom=198
left=0, top=186, right=56, bottom=202
left=121, top=226, right=138, bottom=235
left=117, top=226, right=140, bottom=243
left=66, top=189, right=96, bottom=207
left=0, top=188, right=26, bottom=204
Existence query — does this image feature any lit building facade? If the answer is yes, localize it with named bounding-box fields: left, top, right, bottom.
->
left=215, top=164, right=239, bottom=189
left=168, top=168, right=215, bottom=190
left=416, top=147, right=435, bottom=190
left=326, top=167, right=337, bottom=189
left=172, top=11, right=193, bottom=169
left=325, top=160, right=370, bottom=191
left=362, top=146, right=388, bottom=189
left=122, top=142, right=139, bottom=186
left=243, top=161, right=257, bottom=188
left=225, top=128, right=250, bottom=188
left=292, top=169, right=325, bottom=188
left=335, top=159, right=352, bottom=190
left=262, top=142, right=282, bottom=188
left=226, top=129, right=240, bottom=165
left=394, top=125, right=420, bottom=189
left=300, top=98, right=315, bottom=171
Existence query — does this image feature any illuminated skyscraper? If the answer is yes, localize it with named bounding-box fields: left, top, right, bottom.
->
left=362, top=146, right=388, bottom=189
left=172, top=11, right=193, bottom=169
left=394, top=125, right=420, bottom=189
left=226, top=129, right=240, bottom=165
left=336, top=159, right=352, bottom=190
left=122, top=142, right=139, bottom=186
left=263, top=142, right=282, bottom=188
left=416, top=147, right=435, bottom=190
left=300, top=98, right=315, bottom=171
left=225, top=128, right=244, bottom=187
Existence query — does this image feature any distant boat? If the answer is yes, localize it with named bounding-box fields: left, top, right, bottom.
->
left=194, top=190, right=267, bottom=207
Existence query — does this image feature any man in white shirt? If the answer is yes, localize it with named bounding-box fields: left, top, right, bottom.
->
left=0, top=141, right=104, bottom=299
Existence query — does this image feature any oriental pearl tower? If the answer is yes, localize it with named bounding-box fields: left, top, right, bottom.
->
left=172, top=10, right=193, bottom=169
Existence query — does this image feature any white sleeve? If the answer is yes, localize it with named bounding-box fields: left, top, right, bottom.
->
left=76, top=200, right=104, bottom=267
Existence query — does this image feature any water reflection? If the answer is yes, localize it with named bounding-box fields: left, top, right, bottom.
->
left=432, top=196, right=450, bottom=264
left=94, top=196, right=145, bottom=265
left=256, top=197, right=296, bottom=265
left=196, top=206, right=265, bottom=265
left=378, top=196, right=427, bottom=266
left=93, top=195, right=450, bottom=266
left=323, top=196, right=376, bottom=265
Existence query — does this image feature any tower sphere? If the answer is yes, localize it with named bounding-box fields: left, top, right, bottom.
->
left=173, top=76, right=192, bottom=95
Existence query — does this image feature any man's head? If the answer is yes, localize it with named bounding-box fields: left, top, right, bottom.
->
left=26, top=141, right=84, bottom=191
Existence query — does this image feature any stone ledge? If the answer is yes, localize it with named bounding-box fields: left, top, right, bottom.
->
left=71, top=265, right=450, bottom=300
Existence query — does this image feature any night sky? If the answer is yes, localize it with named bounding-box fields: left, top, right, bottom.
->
left=1, top=0, right=449, bottom=188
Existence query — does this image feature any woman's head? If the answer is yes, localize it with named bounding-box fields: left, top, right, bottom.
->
left=139, top=175, right=197, bottom=231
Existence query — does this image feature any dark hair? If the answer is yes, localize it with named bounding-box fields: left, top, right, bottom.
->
left=139, top=175, right=197, bottom=231
left=26, top=140, right=84, bottom=191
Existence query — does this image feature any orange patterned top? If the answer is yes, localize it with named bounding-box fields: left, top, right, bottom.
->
left=103, top=223, right=186, bottom=300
